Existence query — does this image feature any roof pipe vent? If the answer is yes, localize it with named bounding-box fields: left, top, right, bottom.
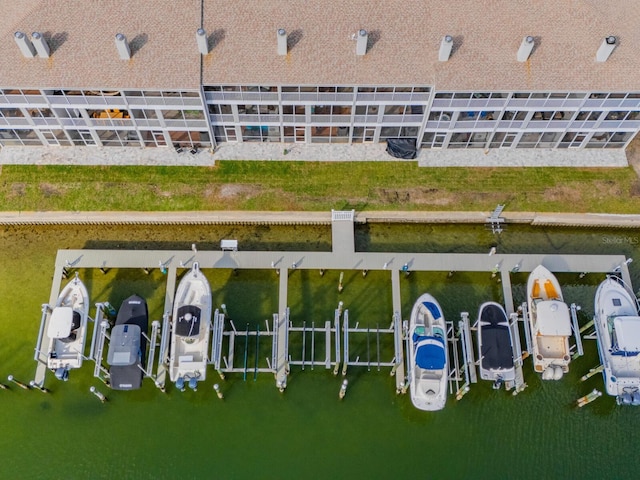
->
left=438, top=35, right=453, bottom=61
left=596, top=35, right=617, bottom=62
left=14, top=31, right=36, bottom=58
left=31, top=32, right=50, bottom=58
left=356, top=29, right=368, bottom=56
left=196, top=28, right=209, bottom=55
left=277, top=29, right=287, bottom=56
left=517, top=36, right=534, bottom=62
left=115, top=33, right=131, bottom=60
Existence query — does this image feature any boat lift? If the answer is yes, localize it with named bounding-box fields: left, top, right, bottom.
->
left=460, top=310, right=527, bottom=395
left=341, top=308, right=401, bottom=376
left=33, top=302, right=96, bottom=383
left=520, top=301, right=584, bottom=362
left=89, top=302, right=162, bottom=388
left=402, top=316, right=469, bottom=399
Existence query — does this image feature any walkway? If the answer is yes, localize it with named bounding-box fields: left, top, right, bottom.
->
left=0, top=143, right=629, bottom=167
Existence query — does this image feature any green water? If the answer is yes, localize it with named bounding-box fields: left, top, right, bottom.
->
left=1, top=223, right=640, bottom=479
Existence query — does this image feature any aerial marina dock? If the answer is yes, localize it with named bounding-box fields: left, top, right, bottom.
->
left=34, top=211, right=634, bottom=404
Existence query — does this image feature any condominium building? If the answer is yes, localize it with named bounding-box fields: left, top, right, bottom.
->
left=1, top=0, right=638, bottom=156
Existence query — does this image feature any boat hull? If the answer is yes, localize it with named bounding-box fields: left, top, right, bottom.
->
left=169, top=263, right=212, bottom=385
left=526, top=265, right=571, bottom=379
left=108, top=295, right=149, bottom=391
left=594, top=276, right=640, bottom=404
left=46, top=275, right=90, bottom=377
left=477, top=302, right=515, bottom=383
left=408, top=293, right=448, bottom=411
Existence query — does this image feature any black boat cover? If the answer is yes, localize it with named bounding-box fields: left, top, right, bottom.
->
left=175, top=305, right=201, bottom=337
left=109, top=295, right=149, bottom=391
left=386, top=138, right=417, bottom=159
left=480, top=304, right=514, bottom=370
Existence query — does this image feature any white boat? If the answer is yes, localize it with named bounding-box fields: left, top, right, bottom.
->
left=46, top=273, right=90, bottom=381
left=408, top=293, right=448, bottom=411
left=526, top=265, right=572, bottom=380
left=594, top=276, right=640, bottom=405
left=477, top=302, right=515, bottom=389
left=169, top=262, right=212, bottom=390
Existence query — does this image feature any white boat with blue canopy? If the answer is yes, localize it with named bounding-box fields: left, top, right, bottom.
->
left=169, top=262, right=212, bottom=391
left=594, top=275, right=640, bottom=405
left=408, top=293, right=448, bottom=411
left=44, top=273, right=90, bottom=381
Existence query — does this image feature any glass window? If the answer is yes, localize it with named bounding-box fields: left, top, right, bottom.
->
left=435, top=92, right=453, bottom=99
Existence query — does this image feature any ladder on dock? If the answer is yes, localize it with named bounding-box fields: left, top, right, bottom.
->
left=486, top=204, right=506, bottom=234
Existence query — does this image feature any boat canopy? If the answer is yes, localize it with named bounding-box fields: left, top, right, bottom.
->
left=176, top=305, right=201, bottom=337
left=415, top=337, right=446, bottom=370
left=107, top=324, right=141, bottom=366
left=613, top=316, right=640, bottom=355
left=422, top=301, right=442, bottom=320
left=536, top=301, right=571, bottom=336
left=47, top=307, right=74, bottom=339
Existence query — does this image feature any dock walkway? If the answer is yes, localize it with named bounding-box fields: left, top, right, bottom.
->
left=34, top=211, right=633, bottom=392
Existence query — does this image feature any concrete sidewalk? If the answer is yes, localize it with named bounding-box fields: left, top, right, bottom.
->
left=1, top=210, right=639, bottom=228
left=0, top=143, right=630, bottom=167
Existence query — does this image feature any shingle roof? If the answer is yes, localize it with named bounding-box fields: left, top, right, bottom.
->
left=0, top=0, right=202, bottom=90
left=1, top=0, right=638, bottom=92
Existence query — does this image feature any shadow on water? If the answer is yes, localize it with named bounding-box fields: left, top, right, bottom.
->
left=3, top=221, right=640, bottom=478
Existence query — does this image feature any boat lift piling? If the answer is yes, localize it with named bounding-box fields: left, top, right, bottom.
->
left=570, top=303, right=584, bottom=359
left=456, top=312, right=477, bottom=400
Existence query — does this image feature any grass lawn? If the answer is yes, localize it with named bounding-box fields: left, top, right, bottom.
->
left=1, top=160, right=639, bottom=213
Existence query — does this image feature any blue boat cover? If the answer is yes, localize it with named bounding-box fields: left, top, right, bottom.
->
left=415, top=336, right=446, bottom=370
left=423, top=301, right=442, bottom=320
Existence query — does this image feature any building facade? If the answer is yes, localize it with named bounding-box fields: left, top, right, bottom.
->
left=1, top=1, right=639, bottom=155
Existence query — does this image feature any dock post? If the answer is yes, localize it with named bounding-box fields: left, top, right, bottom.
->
left=90, top=386, right=107, bottom=403
left=339, top=379, right=348, bottom=399
left=7, top=375, right=30, bottom=390
left=338, top=271, right=344, bottom=293
left=213, top=383, right=224, bottom=400
left=29, top=380, right=50, bottom=393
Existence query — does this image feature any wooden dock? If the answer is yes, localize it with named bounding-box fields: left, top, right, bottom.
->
left=35, top=210, right=633, bottom=392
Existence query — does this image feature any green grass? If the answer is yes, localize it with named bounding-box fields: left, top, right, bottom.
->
left=1, top=162, right=639, bottom=212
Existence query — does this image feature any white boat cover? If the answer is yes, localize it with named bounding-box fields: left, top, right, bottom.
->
left=47, top=307, right=73, bottom=339
left=536, top=301, right=571, bottom=336
left=613, top=316, right=640, bottom=353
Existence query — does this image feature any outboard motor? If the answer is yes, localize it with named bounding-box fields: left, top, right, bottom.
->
left=492, top=377, right=503, bottom=390
left=619, top=393, right=633, bottom=405
left=54, top=367, right=69, bottom=381
left=552, top=366, right=564, bottom=381
left=188, top=377, right=198, bottom=391
left=632, top=391, right=640, bottom=406
left=175, top=377, right=185, bottom=392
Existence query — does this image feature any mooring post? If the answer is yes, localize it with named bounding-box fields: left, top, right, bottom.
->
left=339, top=379, right=348, bottom=399
left=7, top=375, right=29, bottom=390
left=89, top=386, right=107, bottom=403
left=29, top=380, right=50, bottom=393
left=213, top=383, right=224, bottom=400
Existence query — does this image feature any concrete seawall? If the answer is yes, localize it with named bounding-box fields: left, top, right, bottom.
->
left=1, top=210, right=640, bottom=228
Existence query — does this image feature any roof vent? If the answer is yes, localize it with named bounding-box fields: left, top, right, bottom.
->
left=14, top=31, right=36, bottom=58
left=31, top=32, right=50, bottom=58
left=277, top=29, right=287, bottom=56
left=115, top=33, right=131, bottom=60
left=356, top=29, right=368, bottom=56
left=596, top=35, right=617, bottom=62
left=438, top=35, right=453, bottom=61
left=517, top=36, right=534, bottom=62
left=196, top=28, right=209, bottom=55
